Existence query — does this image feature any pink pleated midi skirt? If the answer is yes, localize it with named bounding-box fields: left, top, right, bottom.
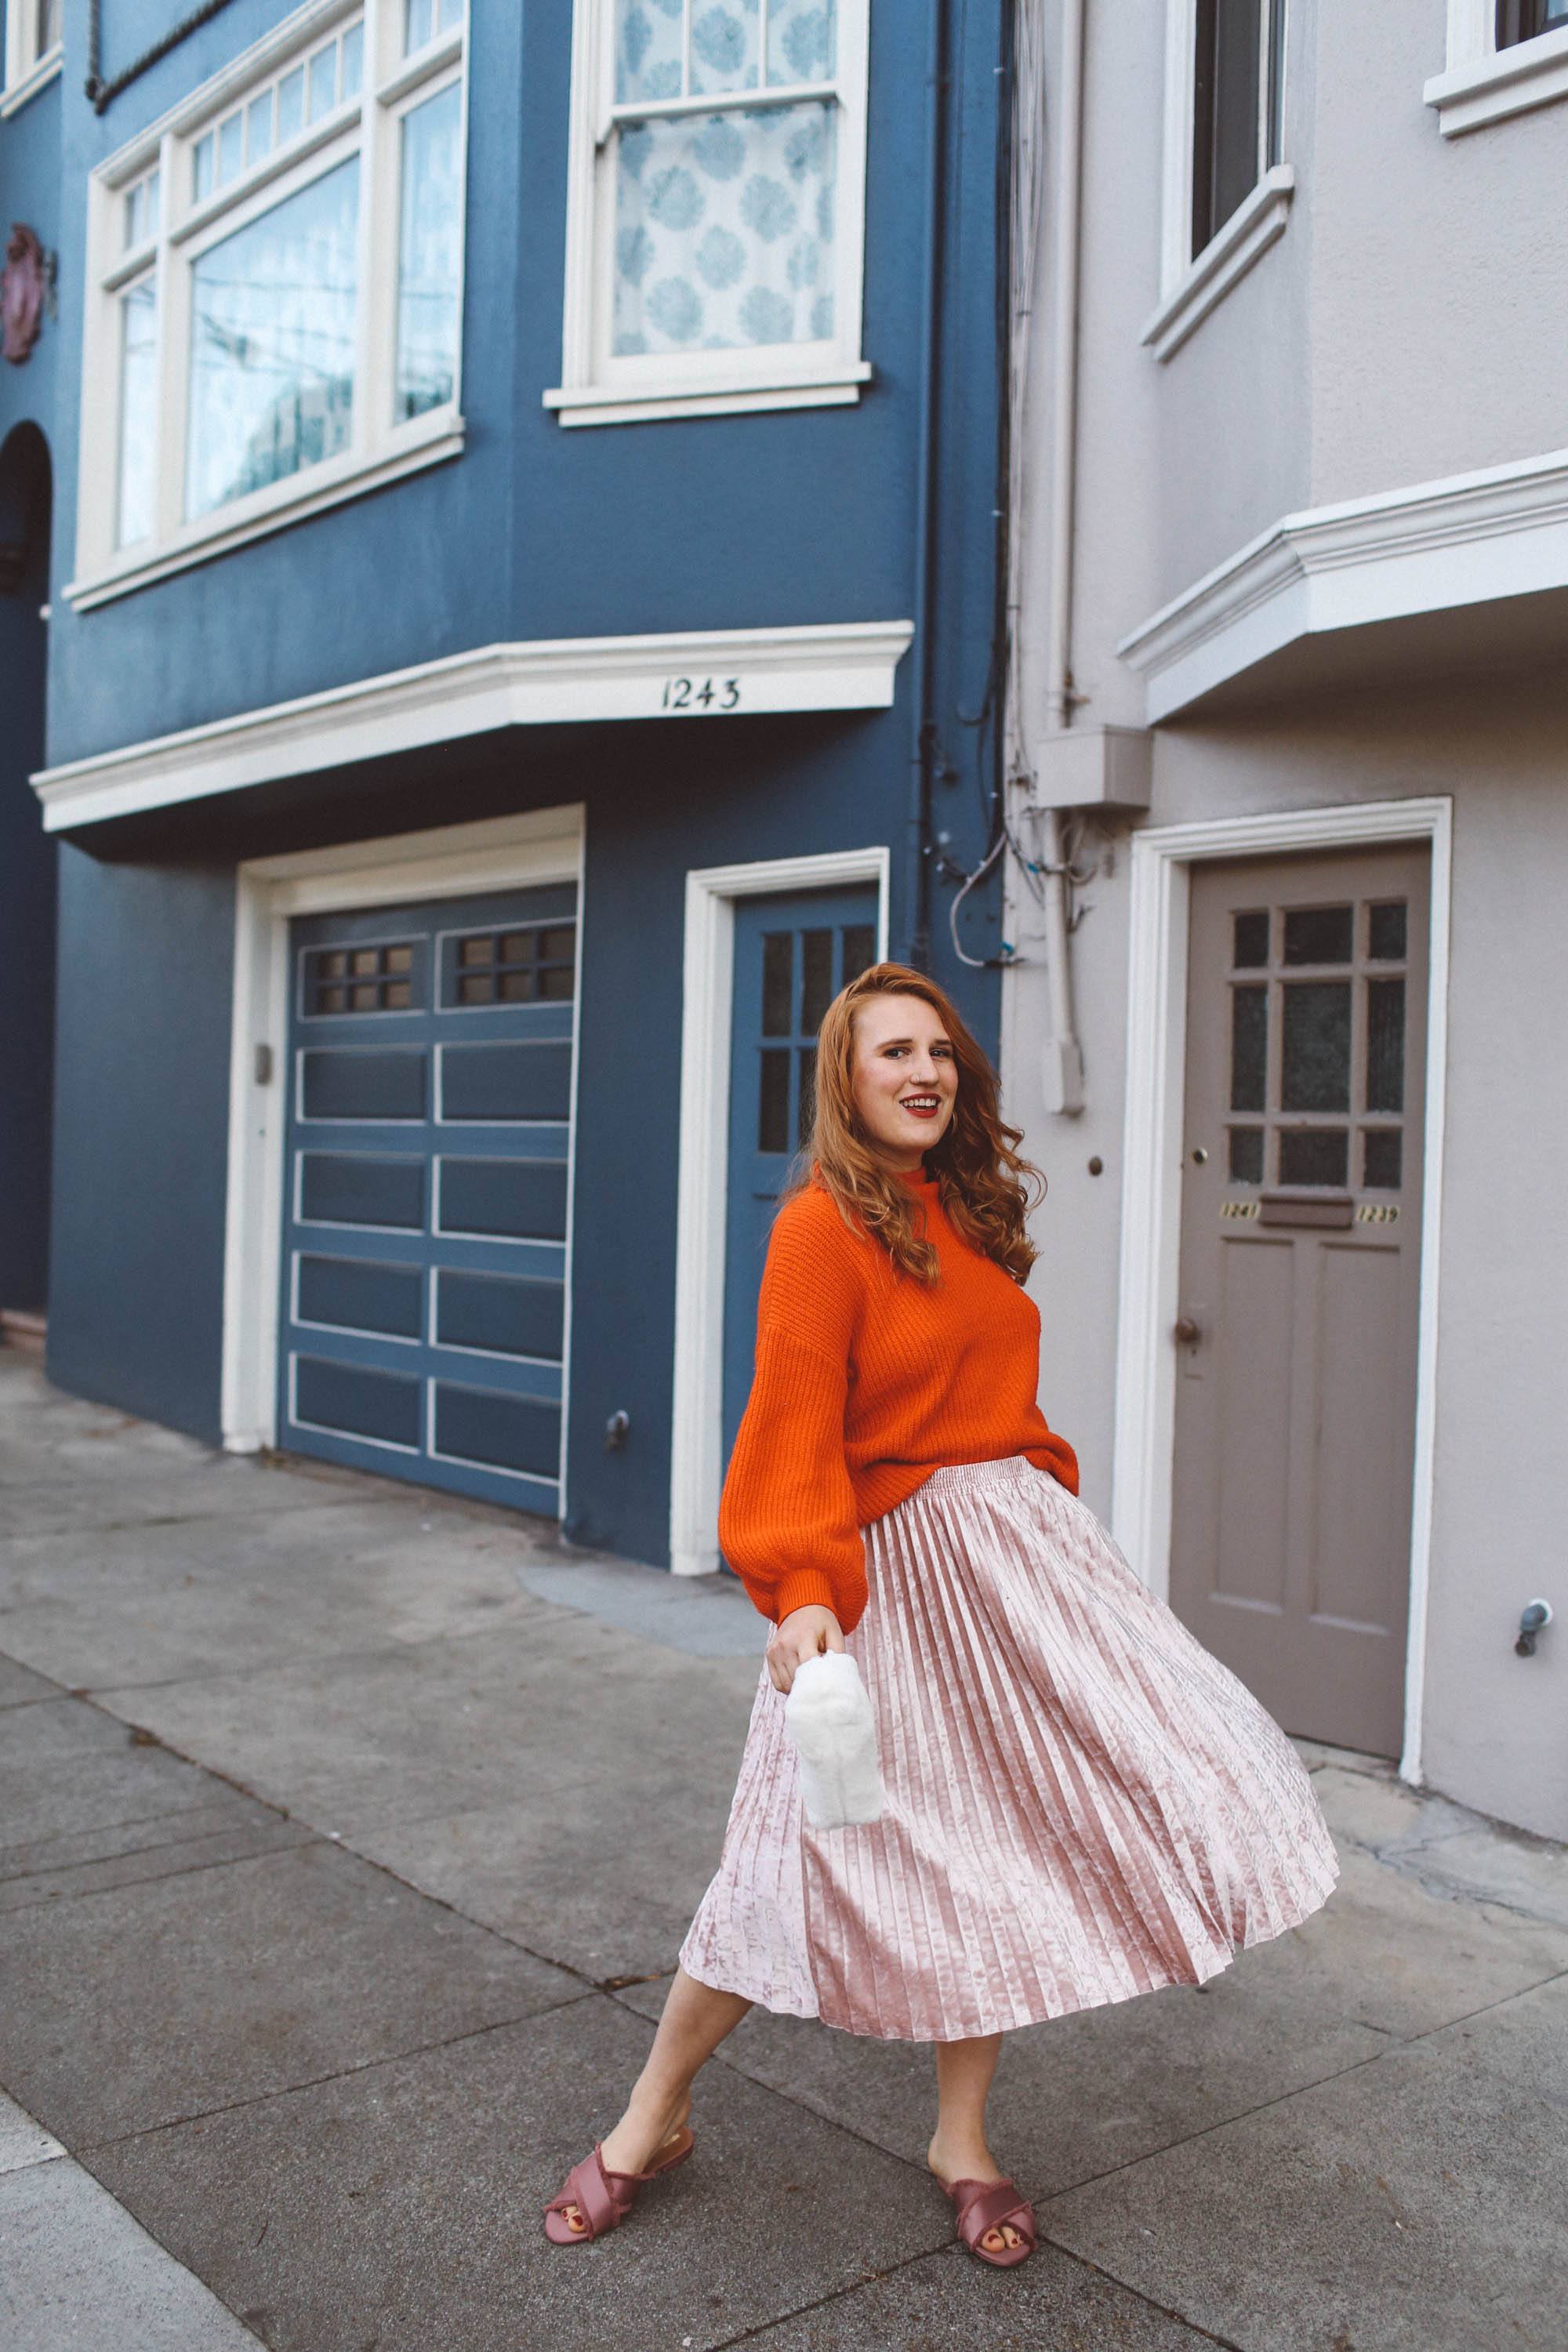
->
left=680, top=1455, right=1341, bottom=2042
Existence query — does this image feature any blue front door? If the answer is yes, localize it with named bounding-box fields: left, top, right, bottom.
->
left=721, top=887, right=879, bottom=1468
left=277, top=884, right=578, bottom=1515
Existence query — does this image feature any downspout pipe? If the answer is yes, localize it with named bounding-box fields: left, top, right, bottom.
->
left=906, top=0, right=951, bottom=973
left=1040, top=0, right=1086, bottom=1114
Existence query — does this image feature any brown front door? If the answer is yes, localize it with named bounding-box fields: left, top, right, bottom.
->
left=1169, top=845, right=1428, bottom=1757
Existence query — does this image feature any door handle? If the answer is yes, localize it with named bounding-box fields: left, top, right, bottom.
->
left=1174, top=1316, right=1203, bottom=1346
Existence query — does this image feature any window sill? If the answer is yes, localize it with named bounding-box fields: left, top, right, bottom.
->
left=1141, top=164, right=1295, bottom=363
left=64, top=415, right=465, bottom=613
left=543, top=364, right=872, bottom=429
left=1424, top=25, right=1568, bottom=135
left=0, top=44, right=62, bottom=118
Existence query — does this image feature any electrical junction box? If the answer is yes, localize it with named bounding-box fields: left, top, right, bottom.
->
left=1029, top=726, right=1152, bottom=811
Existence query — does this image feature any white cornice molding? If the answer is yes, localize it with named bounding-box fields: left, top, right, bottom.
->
left=32, top=620, right=916, bottom=832
left=1425, top=21, right=1568, bottom=135
left=1142, top=165, right=1295, bottom=363
left=1117, top=445, right=1568, bottom=720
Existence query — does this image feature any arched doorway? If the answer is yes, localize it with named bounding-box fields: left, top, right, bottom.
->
left=0, top=421, right=55, bottom=1330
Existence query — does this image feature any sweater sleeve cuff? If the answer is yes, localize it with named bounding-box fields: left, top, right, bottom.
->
left=773, top=1570, right=845, bottom=1625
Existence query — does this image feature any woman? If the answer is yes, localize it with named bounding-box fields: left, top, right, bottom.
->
left=545, top=963, right=1339, bottom=2267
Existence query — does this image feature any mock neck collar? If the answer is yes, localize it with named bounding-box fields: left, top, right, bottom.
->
left=895, top=1160, right=939, bottom=1193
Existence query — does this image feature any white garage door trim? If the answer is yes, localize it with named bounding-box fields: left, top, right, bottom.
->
left=222, top=805, right=586, bottom=1489
left=1112, top=794, right=1452, bottom=1794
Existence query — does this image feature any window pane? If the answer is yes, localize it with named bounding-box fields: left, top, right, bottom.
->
left=757, top=1048, right=789, bottom=1152
left=768, top=0, right=837, bottom=83
left=1366, top=978, right=1405, bottom=1113
left=1192, top=0, right=1261, bottom=255
left=1497, top=0, right=1568, bottom=46
left=405, top=0, right=436, bottom=53
left=1229, top=983, right=1267, bottom=1112
left=37, top=0, right=61, bottom=52
left=613, top=100, right=837, bottom=354
left=278, top=66, right=306, bottom=141
left=144, top=167, right=161, bottom=237
left=1283, top=905, right=1353, bottom=965
left=1232, top=909, right=1269, bottom=967
left=1368, top=901, right=1406, bottom=960
left=186, top=158, right=359, bottom=521
left=193, top=133, right=216, bottom=201
left=760, top=933, right=792, bottom=1035
left=219, top=111, right=244, bottom=184
left=1363, top=1129, right=1402, bottom=1190
left=1228, top=1126, right=1264, bottom=1185
left=396, top=81, right=463, bottom=421
left=615, top=0, right=685, bottom=102
left=247, top=92, right=274, bottom=164
left=116, top=278, right=158, bottom=548
left=800, top=929, right=833, bottom=1033
left=841, top=923, right=875, bottom=983
left=341, top=22, right=365, bottom=98
left=438, top=0, right=465, bottom=25
left=690, top=0, right=760, bottom=96
left=1278, top=1128, right=1348, bottom=1188
left=1280, top=982, right=1351, bottom=1112
left=307, top=44, right=338, bottom=120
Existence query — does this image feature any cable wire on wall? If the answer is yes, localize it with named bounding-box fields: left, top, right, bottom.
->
left=86, top=0, right=239, bottom=113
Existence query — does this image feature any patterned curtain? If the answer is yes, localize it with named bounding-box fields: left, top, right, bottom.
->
left=609, top=0, right=840, bottom=356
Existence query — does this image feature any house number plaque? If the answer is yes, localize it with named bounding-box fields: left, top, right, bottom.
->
left=660, top=676, right=742, bottom=712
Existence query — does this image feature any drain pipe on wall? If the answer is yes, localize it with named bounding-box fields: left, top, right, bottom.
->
left=906, top=0, right=951, bottom=974
left=1025, top=0, right=1087, bottom=1114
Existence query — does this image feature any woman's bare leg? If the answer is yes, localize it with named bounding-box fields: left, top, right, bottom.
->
left=596, top=1967, right=751, bottom=2176
left=927, top=2032, right=1025, bottom=2255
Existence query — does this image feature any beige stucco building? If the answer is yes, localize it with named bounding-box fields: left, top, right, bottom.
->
left=1005, top=0, right=1568, bottom=1838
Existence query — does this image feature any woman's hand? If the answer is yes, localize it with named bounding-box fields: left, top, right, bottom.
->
left=766, top=1604, right=845, bottom=1695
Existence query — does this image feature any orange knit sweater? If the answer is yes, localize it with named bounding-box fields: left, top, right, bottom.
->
left=717, top=1166, right=1079, bottom=1635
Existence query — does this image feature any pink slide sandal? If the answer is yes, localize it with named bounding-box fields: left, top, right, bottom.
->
left=542, top=2126, right=695, bottom=2245
left=939, top=2173, right=1038, bottom=2268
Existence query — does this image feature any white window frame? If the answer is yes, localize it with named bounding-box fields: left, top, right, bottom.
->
left=546, top=0, right=872, bottom=429
left=1425, top=0, right=1568, bottom=134
left=2, top=1, right=61, bottom=116
left=1143, top=0, right=1294, bottom=364
left=68, top=0, right=470, bottom=613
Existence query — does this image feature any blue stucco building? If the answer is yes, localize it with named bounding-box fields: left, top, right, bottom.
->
left=4, top=0, right=1012, bottom=1575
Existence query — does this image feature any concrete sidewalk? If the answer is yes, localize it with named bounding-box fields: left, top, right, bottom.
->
left=1, top=1354, right=1564, bottom=2352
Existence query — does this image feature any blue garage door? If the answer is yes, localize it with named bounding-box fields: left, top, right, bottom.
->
left=278, top=884, right=577, bottom=1515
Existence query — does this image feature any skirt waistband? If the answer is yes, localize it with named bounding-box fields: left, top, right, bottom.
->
left=920, top=1454, right=1041, bottom=1495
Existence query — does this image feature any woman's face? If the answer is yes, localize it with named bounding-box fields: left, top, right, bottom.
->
left=850, top=992, right=958, bottom=1170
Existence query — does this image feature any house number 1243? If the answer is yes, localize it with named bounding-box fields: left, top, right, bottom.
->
left=661, top=676, right=742, bottom=711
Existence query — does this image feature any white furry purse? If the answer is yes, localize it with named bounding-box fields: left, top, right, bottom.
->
left=783, top=1651, right=885, bottom=1829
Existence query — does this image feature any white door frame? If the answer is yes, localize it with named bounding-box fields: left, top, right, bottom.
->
left=1112, top=795, right=1451, bottom=1788
left=668, top=845, right=891, bottom=1577
left=221, top=804, right=587, bottom=1500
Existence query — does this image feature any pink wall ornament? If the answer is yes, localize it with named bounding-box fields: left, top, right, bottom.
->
left=2, top=226, right=49, bottom=365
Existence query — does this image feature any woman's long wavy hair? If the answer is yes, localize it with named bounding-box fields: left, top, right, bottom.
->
left=786, top=962, right=1044, bottom=1286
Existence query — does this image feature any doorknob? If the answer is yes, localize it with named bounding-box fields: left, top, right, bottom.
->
left=1174, top=1316, right=1203, bottom=1346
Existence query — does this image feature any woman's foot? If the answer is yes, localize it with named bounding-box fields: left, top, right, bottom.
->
left=927, top=2131, right=1028, bottom=2257
left=543, top=2089, right=693, bottom=2237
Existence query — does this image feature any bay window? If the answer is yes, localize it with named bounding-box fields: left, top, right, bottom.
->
left=547, top=0, right=871, bottom=426
left=72, top=0, right=468, bottom=610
